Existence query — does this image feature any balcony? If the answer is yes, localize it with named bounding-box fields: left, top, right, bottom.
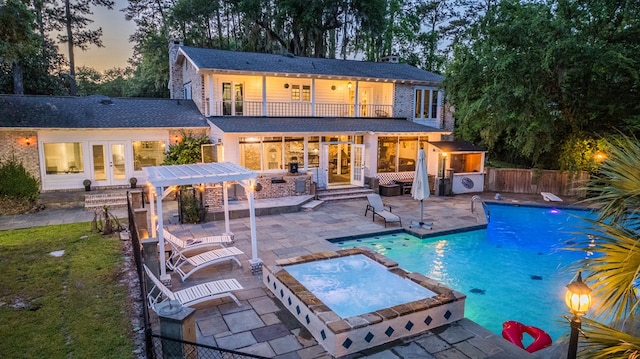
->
left=207, top=101, right=393, bottom=118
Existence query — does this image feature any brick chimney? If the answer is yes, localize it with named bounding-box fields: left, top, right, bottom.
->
left=168, top=39, right=184, bottom=99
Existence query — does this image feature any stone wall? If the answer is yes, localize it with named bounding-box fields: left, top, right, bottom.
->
left=202, top=173, right=311, bottom=210
left=393, top=84, right=414, bottom=119
left=168, top=39, right=184, bottom=99
left=0, top=130, right=40, bottom=183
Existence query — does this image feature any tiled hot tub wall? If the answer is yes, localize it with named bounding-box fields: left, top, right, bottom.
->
left=263, top=248, right=466, bottom=357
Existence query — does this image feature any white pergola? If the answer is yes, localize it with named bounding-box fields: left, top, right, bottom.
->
left=142, top=162, right=260, bottom=281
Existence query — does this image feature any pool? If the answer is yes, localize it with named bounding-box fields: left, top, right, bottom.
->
left=263, top=249, right=465, bottom=357
left=334, top=204, right=593, bottom=341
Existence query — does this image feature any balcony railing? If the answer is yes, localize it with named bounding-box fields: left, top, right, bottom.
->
left=207, top=101, right=393, bottom=118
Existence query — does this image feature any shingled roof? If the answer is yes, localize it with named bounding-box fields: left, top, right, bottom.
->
left=0, top=95, right=208, bottom=129
left=209, top=116, right=445, bottom=134
left=179, top=47, right=445, bottom=85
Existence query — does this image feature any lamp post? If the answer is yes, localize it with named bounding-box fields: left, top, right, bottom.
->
left=565, top=272, right=592, bottom=359
left=438, top=152, right=447, bottom=196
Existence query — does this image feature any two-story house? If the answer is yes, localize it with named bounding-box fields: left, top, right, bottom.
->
left=168, top=40, right=484, bottom=194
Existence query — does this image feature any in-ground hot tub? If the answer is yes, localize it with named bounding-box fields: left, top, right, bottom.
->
left=263, top=248, right=466, bottom=357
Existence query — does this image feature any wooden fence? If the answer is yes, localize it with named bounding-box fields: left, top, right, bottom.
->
left=484, top=168, right=590, bottom=197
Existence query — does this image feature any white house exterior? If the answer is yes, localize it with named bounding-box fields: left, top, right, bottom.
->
left=168, top=40, right=483, bottom=193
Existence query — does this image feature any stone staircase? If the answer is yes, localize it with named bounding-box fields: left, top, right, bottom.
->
left=316, top=186, right=375, bottom=202
left=84, top=191, right=129, bottom=211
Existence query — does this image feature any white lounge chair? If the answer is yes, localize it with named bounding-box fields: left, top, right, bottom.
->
left=143, top=264, right=242, bottom=312
left=365, top=193, right=402, bottom=228
left=162, top=227, right=233, bottom=254
left=541, top=192, right=563, bottom=202
left=165, top=237, right=244, bottom=281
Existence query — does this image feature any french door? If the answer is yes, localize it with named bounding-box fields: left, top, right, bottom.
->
left=351, top=144, right=365, bottom=186
left=90, top=142, right=128, bottom=186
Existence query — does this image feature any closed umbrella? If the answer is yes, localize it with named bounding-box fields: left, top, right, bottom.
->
left=410, top=148, right=432, bottom=229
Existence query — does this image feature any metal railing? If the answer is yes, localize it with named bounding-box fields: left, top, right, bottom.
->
left=208, top=101, right=393, bottom=118
left=471, top=195, right=491, bottom=223
left=150, top=334, right=269, bottom=359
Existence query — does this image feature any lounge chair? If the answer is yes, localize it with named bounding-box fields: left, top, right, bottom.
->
left=143, top=264, right=242, bottom=312
left=162, top=227, right=233, bottom=255
left=540, top=192, right=563, bottom=202
left=365, top=193, right=402, bottom=228
left=165, top=237, right=244, bottom=281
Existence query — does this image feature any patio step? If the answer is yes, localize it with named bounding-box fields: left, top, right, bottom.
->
left=316, top=187, right=374, bottom=202
left=301, top=200, right=324, bottom=211
left=84, top=192, right=128, bottom=210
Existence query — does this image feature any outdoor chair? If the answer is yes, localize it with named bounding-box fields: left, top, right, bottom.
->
left=162, top=227, right=233, bottom=256
left=164, top=236, right=244, bottom=281
left=365, top=193, right=402, bottom=228
left=143, top=264, right=242, bottom=312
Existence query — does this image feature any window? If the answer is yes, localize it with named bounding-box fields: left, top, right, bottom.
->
left=414, top=87, right=439, bottom=120
left=449, top=153, right=483, bottom=173
left=285, top=137, right=304, bottom=169
left=377, top=136, right=419, bottom=173
left=263, top=137, right=283, bottom=170
left=132, top=141, right=166, bottom=170
left=291, top=85, right=300, bottom=101
left=44, top=143, right=84, bottom=174
left=239, top=137, right=261, bottom=170
left=291, top=84, right=310, bottom=102
left=308, top=136, right=319, bottom=168
left=302, top=85, right=311, bottom=101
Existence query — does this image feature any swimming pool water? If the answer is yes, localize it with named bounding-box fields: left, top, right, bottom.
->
left=335, top=204, right=594, bottom=341
left=284, top=254, right=437, bottom=318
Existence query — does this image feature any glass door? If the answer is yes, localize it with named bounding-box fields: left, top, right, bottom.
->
left=351, top=144, right=365, bottom=186
left=91, top=142, right=128, bottom=186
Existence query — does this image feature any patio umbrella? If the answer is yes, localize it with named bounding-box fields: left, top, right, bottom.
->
left=410, top=148, right=432, bottom=229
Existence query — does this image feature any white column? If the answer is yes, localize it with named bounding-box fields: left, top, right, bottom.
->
left=262, top=76, right=267, bottom=116
left=248, top=189, right=258, bottom=262
left=149, top=185, right=156, bottom=238
left=354, top=81, right=359, bottom=117
left=223, top=181, right=231, bottom=235
left=311, top=78, right=315, bottom=116
left=155, top=186, right=169, bottom=281
left=208, top=74, right=214, bottom=116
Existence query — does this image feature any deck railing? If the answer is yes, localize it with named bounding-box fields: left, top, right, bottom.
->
left=207, top=101, right=393, bottom=118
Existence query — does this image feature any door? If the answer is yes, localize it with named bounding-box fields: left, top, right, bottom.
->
left=351, top=144, right=365, bottom=186
left=319, top=144, right=329, bottom=189
left=91, top=142, right=128, bottom=186
left=222, top=82, right=244, bottom=115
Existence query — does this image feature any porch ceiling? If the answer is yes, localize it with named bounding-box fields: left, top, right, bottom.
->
left=143, top=162, right=257, bottom=188
left=208, top=117, right=446, bottom=134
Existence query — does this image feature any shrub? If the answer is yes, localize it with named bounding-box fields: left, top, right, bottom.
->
left=163, top=131, right=212, bottom=165
left=0, top=156, right=39, bottom=201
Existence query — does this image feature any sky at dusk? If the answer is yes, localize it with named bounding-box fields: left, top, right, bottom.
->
left=73, top=0, right=135, bottom=71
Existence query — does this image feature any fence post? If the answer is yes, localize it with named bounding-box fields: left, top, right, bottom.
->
left=157, top=301, right=197, bottom=359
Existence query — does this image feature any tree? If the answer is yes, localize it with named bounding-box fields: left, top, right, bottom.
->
left=47, top=0, right=114, bottom=95
left=445, top=0, right=640, bottom=169
left=163, top=131, right=212, bottom=165
left=568, top=134, right=640, bottom=358
left=0, top=0, right=40, bottom=94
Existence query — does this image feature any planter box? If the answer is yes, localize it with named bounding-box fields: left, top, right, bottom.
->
left=379, top=184, right=400, bottom=196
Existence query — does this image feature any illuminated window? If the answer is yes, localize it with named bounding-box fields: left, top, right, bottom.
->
left=43, top=143, right=84, bottom=174
left=291, top=85, right=300, bottom=101
left=285, top=137, right=304, bottom=168
left=450, top=153, right=483, bottom=173
left=239, top=137, right=262, bottom=170
left=132, top=141, right=166, bottom=170
left=377, top=136, right=419, bottom=173
left=414, top=87, right=440, bottom=120
left=302, top=85, right=311, bottom=101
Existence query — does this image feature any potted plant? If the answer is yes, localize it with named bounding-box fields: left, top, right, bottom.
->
left=83, top=179, right=92, bottom=191
left=129, top=177, right=138, bottom=189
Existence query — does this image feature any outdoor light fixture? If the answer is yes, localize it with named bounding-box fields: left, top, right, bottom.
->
left=174, top=135, right=179, bottom=144
left=565, top=271, right=592, bottom=359
left=25, top=137, right=31, bottom=146
left=347, top=82, right=352, bottom=89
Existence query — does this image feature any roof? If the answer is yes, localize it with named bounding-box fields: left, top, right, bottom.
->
left=429, top=141, right=485, bottom=152
left=143, top=162, right=257, bottom=187
left=179, top=47, right=445, bottom=85
left=208, top=117, right=446, bottom=134
left=0, top=95, right=208, bottom=129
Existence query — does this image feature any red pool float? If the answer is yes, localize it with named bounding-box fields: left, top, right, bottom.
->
left=502, top=320, right=553, bottom=353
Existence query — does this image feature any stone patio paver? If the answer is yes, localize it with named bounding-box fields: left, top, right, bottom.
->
left=269, top=334, right=303, bottom=355
left=249, top=295, right=280, bottom=315
left=215, top=331, right=257, bottom=350
left=252, top=323, right=291, bottom=342
left=223, top=310, right=265, bottom=333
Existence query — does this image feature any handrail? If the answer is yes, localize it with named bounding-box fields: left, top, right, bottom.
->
left=471, top=195, right=491, bottom=223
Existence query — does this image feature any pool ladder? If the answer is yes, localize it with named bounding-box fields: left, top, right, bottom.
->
left=471, top=195, right=490, bottom=223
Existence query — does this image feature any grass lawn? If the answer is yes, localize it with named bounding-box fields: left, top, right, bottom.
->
left=0, top=223, right=135, bottom=358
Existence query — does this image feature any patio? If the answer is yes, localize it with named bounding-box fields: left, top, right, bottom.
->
left=148, top=192, right=577, bottom=358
